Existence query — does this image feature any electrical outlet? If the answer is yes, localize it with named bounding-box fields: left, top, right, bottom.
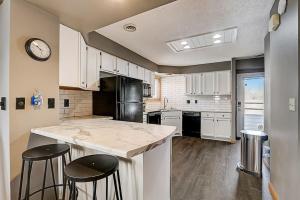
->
left=64, top=99, right=69, bottom=108
left=289, top=98, right=296, bottom=111
left=0, top=97, right=6, bottom=111
left=48, top=98, right=55, bottom=109
left=16, top=97, right=25, bottom=110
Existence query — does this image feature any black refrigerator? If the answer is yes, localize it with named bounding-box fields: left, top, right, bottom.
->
left=93, top=76, right=143, bottom=123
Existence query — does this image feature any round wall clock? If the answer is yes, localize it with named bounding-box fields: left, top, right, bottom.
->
left=25, top=38, right=51, bottom=61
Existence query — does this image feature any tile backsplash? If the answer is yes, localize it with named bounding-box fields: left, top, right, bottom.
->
left=59, top=89, right=93, bottom=119
left=145, top=75, right=232, bottom=112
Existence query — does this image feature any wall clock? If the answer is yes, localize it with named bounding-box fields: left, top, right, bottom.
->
left=25, top=38, right=51, bottom=61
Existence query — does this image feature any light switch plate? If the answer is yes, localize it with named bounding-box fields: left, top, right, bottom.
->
left=289, top=98, right=296, bottom=111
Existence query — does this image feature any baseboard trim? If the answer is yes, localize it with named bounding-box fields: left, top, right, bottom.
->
left=269, top=182, right=279, bottom=200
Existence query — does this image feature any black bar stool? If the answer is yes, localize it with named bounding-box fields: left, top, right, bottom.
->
left=18, top=144, right=71, bottom=200
left=64, top=154, right=123, bottom=200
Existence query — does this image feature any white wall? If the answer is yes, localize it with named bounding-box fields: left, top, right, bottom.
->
left=0, top=0, right=11, bottom=199
left=146, top=75, right=231, bottom=112
left=59, top=89, right=93, bottom=119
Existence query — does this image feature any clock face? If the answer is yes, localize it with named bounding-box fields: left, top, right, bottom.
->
left=25, top=38, right=51, bottom=61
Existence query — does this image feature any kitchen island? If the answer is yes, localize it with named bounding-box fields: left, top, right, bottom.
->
left=31, top=118, right=176, bottom=200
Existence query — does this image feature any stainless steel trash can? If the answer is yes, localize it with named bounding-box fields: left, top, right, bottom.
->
left=237, top=130, right=268, bottom=176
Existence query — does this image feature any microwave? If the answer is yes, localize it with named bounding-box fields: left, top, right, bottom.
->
left=143, top=84, right=152, bottom=97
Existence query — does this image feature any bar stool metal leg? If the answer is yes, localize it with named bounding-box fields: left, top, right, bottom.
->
left=93, top=181, right=97, bottom=200
left=62, top=155, right=67, bottom=200
left=25, top=161, right=33, bottom=200
left=117, top=170, right=123, bottom=200
left=106, top=177, right=108, bottom=200
left=113, top=173, right=120, bottom=200
left=50, top=158, right=58, bottom=200
left=18, top=160, right=25, bottom=200
left=41, top=160, right=48, bottom=200
left=72, top=182, right=77, bottom=200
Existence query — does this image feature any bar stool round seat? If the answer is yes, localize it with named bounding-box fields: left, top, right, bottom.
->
left=22, top=144, right=70, bottom=161
left=18, top=144, right=71, bottom=200
left=65, top=154, right=118, bottom=182
left=64, top=154, right=123, bottom=200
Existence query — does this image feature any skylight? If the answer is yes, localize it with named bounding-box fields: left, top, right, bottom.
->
left=166, top=27, right=238, bottom=53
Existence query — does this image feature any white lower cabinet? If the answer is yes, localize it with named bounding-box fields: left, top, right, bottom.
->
left=201, top=117, right=214, bottom=137
left=201, top=112, right=232, bottom=141
left=161, top=110, right=182, bottom=136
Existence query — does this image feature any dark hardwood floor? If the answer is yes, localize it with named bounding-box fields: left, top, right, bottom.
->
left=172, top=137, right=271, bottom=200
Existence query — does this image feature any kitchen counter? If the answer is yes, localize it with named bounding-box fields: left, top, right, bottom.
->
left=31, top=118, right=176, bottom=158
left=31, top=118, right=175, bottom=200
left=144, top=109, right=232, bottom=113
left=60, top=115, right=113, bottom=121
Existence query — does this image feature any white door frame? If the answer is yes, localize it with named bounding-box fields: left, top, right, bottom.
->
left=236, top=72, right=264, bottom=137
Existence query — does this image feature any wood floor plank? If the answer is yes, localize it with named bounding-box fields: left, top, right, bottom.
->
left=172, top=137, right=269, bottom=200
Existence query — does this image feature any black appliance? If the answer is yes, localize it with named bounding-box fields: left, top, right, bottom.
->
left=93, top=76, right=143, bottom=123
left=182, top=111, right=201, bottom=138
left=143, top=84, right=152, bottom=97
left=147, top=111, right=161, bottom=124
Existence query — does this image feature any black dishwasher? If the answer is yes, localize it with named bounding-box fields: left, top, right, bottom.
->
left=147, top=111, right=161, bottom=124
left=182, top=111, right=201, bottom=138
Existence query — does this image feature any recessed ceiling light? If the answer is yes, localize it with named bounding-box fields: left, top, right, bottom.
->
left=213, top=34, right=221, bottom=39
left=166, top=27, right=237, bottom=53
left=181, top=41, right=188, bottom=45
left=123, top=23, right=136, bottom=32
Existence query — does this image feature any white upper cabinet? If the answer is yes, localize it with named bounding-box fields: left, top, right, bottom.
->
left=185, top=74, right=193, bottom=94
left=59, top=24, right=81, bottom=87
left=116, top=58, right=129, bottom=76
left=151, top=72, right=155, bottom=97
left=193, top=74, right=203, bottom=95
left=215, top=70, right=231, bottom=95
left=79, top=34, right=87, bottom=89
left=202, top=72, right=215, bottom=95
left=128, top=63, right=138, bottom=79
left=184, top=70, right=231, bottom=96
left=86, top=46, right=100, bottom=91
left=144, top=69, right=151, bottom=84
left=101, top=52, right=116, bottom=73
left=137, top=66, right=145, bottom=81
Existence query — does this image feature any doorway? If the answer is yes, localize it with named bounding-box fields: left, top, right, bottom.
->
left=236, top=73, right=264, bottom=137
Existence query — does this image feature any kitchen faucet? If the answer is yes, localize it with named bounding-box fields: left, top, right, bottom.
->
left=163, top=97, right=168, bottom=110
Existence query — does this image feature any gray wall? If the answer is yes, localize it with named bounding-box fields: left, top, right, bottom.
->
left=158, top=61, right=231, bottom=74
left=268, top=0, right=300, bottom=199
left=87, top=31, right=232, bottom=74
left=235, top=57, right=264, bottom=74
left=87, top=31, right=158, bottom=71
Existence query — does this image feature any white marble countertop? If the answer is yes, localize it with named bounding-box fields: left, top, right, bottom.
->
left=144, top=109, right=232, bottom=113
left=31, top=118, right=176, bottom=158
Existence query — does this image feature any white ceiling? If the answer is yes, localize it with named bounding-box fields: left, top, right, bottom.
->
left=96, top=0, right=274, bottom=66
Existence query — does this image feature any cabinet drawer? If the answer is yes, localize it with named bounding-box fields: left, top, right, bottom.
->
left=214, top=113, right=231, bottom=119
left=201, top=112, right=214, bottom=118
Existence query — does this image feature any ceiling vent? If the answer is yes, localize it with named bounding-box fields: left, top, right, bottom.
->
left=123, top=23, right=137, bottom=32
left=166, top=27, right=238, bottom=53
